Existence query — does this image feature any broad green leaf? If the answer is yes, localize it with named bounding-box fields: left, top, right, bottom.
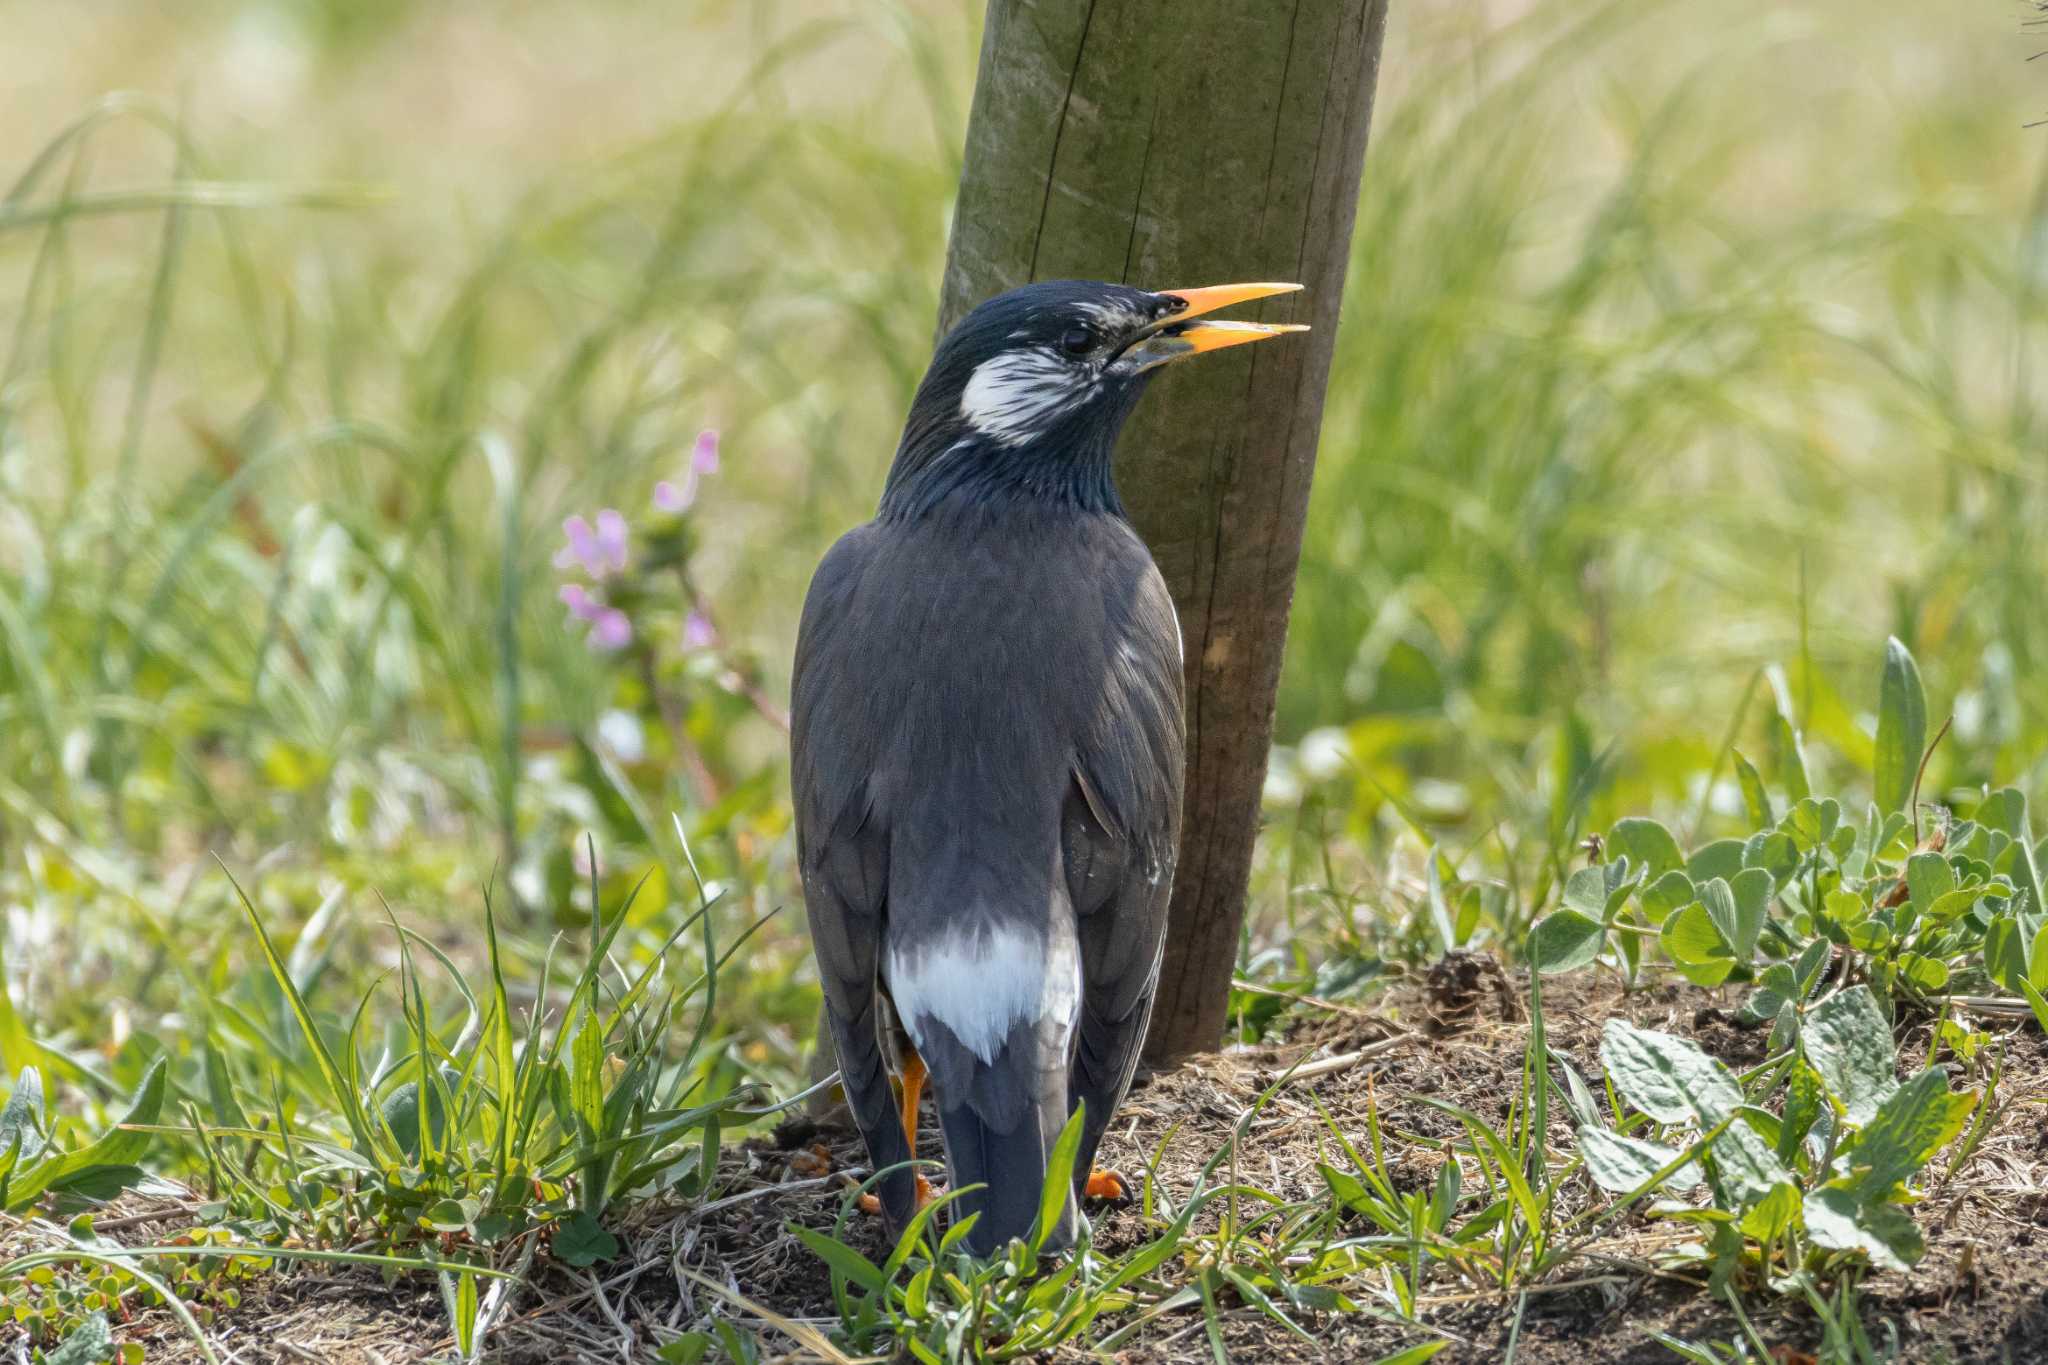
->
left=1659, top=902, right=1735, bottom=988
left=1905, top=853, right=1954, bottom=918
left=1639, top=869, right=1695, bottom=924
left=4, top=1058, right=166, bottom=1214
left=1562, top=866, right=1608, bottom=918
left=0, top=1066, right=47, bottom=1163
left=1733, top=751, right=1773, bottom=828
left=1704, top=1119, right=1792, bottom=1210
left=1607, top=818, right=1684, bottom=878
left=1686, top=839, right=1745, bottom=885
left=1575, top=1126, right=1701, bottom=1193
left=1804, top=1185, right=1923, bottom=1272
left=554, top=1210, right=619, bottom=1268
left=1530, top=909, right=1604, bottom=974
left=1727, top=869, right=1771, bottom=958
left=1699, top=873, right=1766, bottom=964
left=1873, top=636, right=1926, bottom=816
left=1895, top=953, right=1949, bottom=992
left=1978, top=787, right=2045, bottom=921
left=1601, top=1020, right=1742, bottom=1126
left=1739, top=1179, right=1800, bottom=1242
left=1985, top=914, right=2030, bottom=994
left=1801, top=987, right=1896, bottom=1126
left=44, top=1311, right=114, bottom=1365
left=1840, top=1068, right=1972, bottom=1196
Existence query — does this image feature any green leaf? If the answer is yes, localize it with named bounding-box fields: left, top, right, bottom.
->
left=1659, top=902, right=1735, bottom=988
left=1978, top=787, right=2045, bottom=921
left=553, top=1210, right=619, bottom=1268
left=2018, top=979, right=2048, bottom=1033
left=1768, top=709, right=1812, bottom=803
left=1639, top=870, right=1695, bottom=924
left=1803, top=1185, right=1923, bottom=1272
left=1905, top=853, right=1954, bottom=919
left=0, top=1066, right=47, bottom=1164
left=1530, top=909, right=1604, bottom=974
left=1686, top=840, right=1745, bottom=885
left=1895, top=953, right=1949, bottom=992
left=788, top=1222, right=886, bottom=1289
left=1601, top=1020, right=1742, bottom=1126
left=1606, top=818, right=1684, bottom=877
left=1030, top=1102, right=1086, bottom=1255
left=45, top=1311, right=114, bottom=1365
left=1368, top=1343, right=1451, bottom=1365
left=1840, top=1069, right=1972, bottom=1195
left=1801, top=986, right=1896, bottom=1126
left=4, top=1058, right=166, bottom=1214
left=1561, top=866, right=1609, bottom=918
left=1778, top=1064, right=1824, bottom=1164
left=1873, top=636, right=1926, bottom=816
left=1739, top=1180, right=1800, bottom=1242
left=1733, top=751, right=1774, bottom=828
left=1704, top=1120, right=1793, bottom=1210
left=1985, top=914, right=2030, bottom=994
left=1698, top=873, right=1766, bottom=965
left=1575, top=1126, right=1701, bottom=1193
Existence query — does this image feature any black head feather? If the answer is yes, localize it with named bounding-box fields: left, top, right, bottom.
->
left=881, top=280, right=1185, bottom=521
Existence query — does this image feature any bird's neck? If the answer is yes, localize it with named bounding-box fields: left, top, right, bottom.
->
left=879, top=412, right=1131, bottom=524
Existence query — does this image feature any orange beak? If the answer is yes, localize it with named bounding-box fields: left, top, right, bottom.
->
left=1123, top=281, right=1309, bottom=367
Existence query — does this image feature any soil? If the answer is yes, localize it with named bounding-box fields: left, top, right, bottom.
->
left=8, top=971, right=2046, bottom=1363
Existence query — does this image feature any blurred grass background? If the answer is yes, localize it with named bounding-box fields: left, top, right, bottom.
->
left=1, top=0, right=2043, bottom=1102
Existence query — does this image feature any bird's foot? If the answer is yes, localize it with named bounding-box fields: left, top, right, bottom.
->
left=855, top=1174, right=939, bottom=1217
left=1083, top=1168, right=1130, bottom=1202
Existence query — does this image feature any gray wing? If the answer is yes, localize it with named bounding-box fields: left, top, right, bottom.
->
left=1064, top=559, right=1185, bottom=1181
left=791, top=525, right=919, bottom=1223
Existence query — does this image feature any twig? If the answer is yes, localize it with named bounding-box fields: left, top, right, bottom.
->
left=1271, top=1034, right=1414, bottom=1085
left=1229, top=977, right=1411, bottom=1027
left=689, top=1170, right=868, bottom=1221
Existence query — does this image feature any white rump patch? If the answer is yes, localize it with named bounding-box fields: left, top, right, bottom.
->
left=959, top=348, right=1093, bottom=446
left=886, top=920, right=1080, bottom=1065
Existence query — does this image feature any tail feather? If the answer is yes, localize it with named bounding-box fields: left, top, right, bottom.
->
left=936, top=1100, right=1077, bottom=1256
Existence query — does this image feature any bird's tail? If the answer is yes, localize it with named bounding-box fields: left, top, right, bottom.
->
left=935, top=1096, right=1078, bottom=1257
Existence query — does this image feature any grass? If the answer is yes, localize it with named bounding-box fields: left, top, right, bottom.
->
left=2, top=0, right=2046, bottom=1360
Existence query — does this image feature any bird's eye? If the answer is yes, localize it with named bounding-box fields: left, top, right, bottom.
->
left=1058, top=325, right=1098, bottom=358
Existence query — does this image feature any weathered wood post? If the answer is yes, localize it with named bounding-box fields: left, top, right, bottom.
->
left=936, top=1, right=1391, bottom=1062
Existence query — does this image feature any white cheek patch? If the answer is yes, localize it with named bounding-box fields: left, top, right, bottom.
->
left=886, top=919, right=1081, bottom=1065
left=959, top=347, right=1094, bottom=446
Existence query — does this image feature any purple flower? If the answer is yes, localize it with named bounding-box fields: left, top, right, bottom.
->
left=683, top=610, right=717, bottom=649
left=555, top=512, right=629, bottom=580
left=589, top=607, right=633, bottom=651
left=592, top=509, right=628, bottom=573
left=560, top=583, right=633, bottom=651
left=652, top=428, right=721, bottom=514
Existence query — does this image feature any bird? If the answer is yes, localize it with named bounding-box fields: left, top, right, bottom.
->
left=791, top=278, right=1308, bottom=1256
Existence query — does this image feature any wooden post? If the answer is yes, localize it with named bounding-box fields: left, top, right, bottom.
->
left=935, top=1, right=1390, bottom=1062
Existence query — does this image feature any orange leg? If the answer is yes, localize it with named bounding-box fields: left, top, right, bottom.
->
left=1084, top=1168, right=1130, bottom=1201
left=857, top=1049, right=938, bottom=1216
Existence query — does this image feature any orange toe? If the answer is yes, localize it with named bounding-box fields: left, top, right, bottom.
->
left=914, top=1174, right=937, bottom=1209
left=856, top=1192, right=883, bottom=1215
left=1084, top=1168, right=1129, bottom=1201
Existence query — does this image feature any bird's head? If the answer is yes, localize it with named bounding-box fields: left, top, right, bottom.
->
left=881, top=279, right=1308, bottom=520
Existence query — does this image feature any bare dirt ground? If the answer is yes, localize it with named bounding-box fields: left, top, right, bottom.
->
left=11, top=970, right=2047, bottom=1363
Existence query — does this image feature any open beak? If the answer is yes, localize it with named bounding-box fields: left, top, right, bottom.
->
left=1120, top=281, right=1309, bottom=370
